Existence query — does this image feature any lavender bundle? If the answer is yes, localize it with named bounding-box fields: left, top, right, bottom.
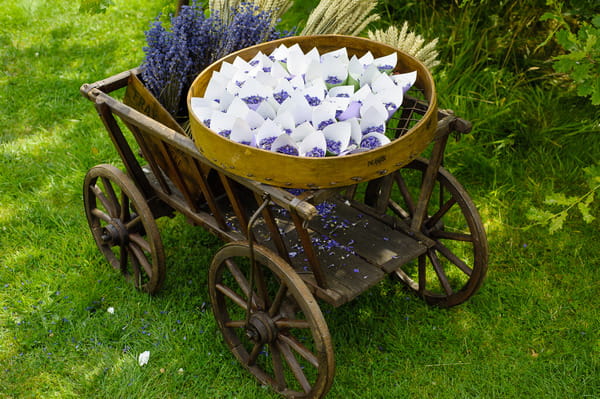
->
left=141, top=1, right=291, bottom=118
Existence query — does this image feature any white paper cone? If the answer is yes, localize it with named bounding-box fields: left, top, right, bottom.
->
left=203, top=71, right=231, bottom=102
left=271, top=133, right=300, bottom=156
left=230, top=118, right=255, bottom=146
left=359, top=107, right=387, bottom=135
left=226, top=97, right=250, bottom=119
left=245, top=109, right=266, bottom=130
left=360, top=132, right=391, bottom=149
left=209, top=110, right=235, bottom=138
left=358, top=51, right=374, bottom=68
left=376, top=87, right=404, bottom=117
left=328, top=85, right=355, bottom=99
left=256, top=119, right=283, bottom=150
left=373, top=52, right=397, bottom=74
left=279, top=95, right=312, bottom=126
left=360, top=95, right=389, bottom=121
left=391, top=71, right=417, bottom=94
left=321, top=47, right=349, bottom=64
left=312, top=102, right=338, bottom=131
left=300, top=131, right=327, bottom=157
left=273, top=111, right=295, bottom=135
left=256, top=100, right=276, bottom=120
left=322, top=121, right=351, bottom=155
left=346, top=117, right=362, bottom=146
left=238, top=79, right=270, bottom=110
left=371, top=72, right=395, bottom=94
left=269, top=61, right=291, bottom=79
left=218, top=61, right=238, bottom=79
left=290, top=121, right=316, bottom=142
left=302, top=85, right=326, bottom=107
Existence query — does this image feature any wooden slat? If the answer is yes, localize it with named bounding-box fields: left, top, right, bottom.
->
left=309, top=198, right=427, bottom=271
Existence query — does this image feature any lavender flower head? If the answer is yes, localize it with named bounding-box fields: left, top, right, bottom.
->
left=141, top=0, right=291, bottom=117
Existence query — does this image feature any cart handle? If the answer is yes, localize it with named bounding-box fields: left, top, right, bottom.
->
left=436, top=109, right=472, bottom=139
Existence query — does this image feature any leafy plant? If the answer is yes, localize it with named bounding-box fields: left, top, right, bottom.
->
left=540, top=4, right=600, bottom=105
left=527, top=163, right=599, bottom=233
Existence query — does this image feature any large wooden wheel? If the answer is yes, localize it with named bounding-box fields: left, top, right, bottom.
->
left=83, top=164, right=165, bottom=294
left=365, top=158, right=488, bottom=307
left=209, top=242, right=335, bottom=398
left=378, top=158, right=488, bottom=307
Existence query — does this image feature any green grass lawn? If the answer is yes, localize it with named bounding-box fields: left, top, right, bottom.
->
left=1, top=0, right=599, bottom=398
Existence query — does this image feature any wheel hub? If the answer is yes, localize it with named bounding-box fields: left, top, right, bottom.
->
left=246, top=312, right=278, bottom=344
left=100, top=218, right=129, bottom=246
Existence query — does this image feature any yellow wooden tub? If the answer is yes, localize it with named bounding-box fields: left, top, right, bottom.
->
left=188, top=35, right=437, bottom=188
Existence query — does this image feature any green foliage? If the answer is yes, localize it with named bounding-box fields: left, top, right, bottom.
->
left=541, top=9, right=600, bottom=105
left=79, top=0, right=114, bottom=14
left=527, top=164, right=599, bottom=233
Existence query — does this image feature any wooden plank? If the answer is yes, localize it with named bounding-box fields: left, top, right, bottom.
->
left=309, top=198, right=427, bottom=271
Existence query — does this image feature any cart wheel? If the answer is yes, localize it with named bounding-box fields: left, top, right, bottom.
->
left=209, top=242, right=335, bottom=398
left=389, top=158, right=488, bottom=307
left=83, top=164, right=165, bottom=294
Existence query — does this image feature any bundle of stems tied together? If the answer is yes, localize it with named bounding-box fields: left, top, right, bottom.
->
left=143, top=0, right=439, bottom=118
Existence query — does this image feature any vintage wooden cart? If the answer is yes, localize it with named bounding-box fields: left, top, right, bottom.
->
left=80, top=35, right=488, bottom=398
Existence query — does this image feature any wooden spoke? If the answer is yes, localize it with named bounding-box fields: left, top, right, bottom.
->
left=278, top=333, right=319, bottom=368
left=225, top=259, right=263, bottom=310
left=429, top=230, right=473, bottom=242
left=225, top=259, right=251, bottom=296
left=395, top=171, right=416, bottom=216
left=425, top=197, right=456, bottom=229
left=388, top=199, right=411, bottom=220
left=92, top=184, right=116, bottom=217
left=125, top=214, right=142, bottom=230
left=418, top=254, right=427, bottom=295
left=129, top=241, right=154, bottom=277
left=279, top=340, right=311, bottom=393
left=224, top=320, right=246, bottom=328
left=435, top=241, right=473, bottom=276
left=120, top=190, right=130, bottom=221
left=129, top=251, right=142, bottom=288
left=101, top=177, right=119, bottom=217
left=428, top=249, right=453, bottom=296
left=268, top=284, right=288, bottom=317
left=119, top=244, right=128, bottom=274
left=252, top=264, right=271, bottom=310
left=129, top=233, right=152, bottom=253
left=216, top=283, right=249, bottom=311
left=91, top=207, right=112, bottom=223
left=247, top=343, right=264, bottom=366
left=270, top=342, right=287, bottom=391
left=275, top=319, right=311, bottom=329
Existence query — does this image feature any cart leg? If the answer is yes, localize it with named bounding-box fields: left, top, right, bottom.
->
left=209, top=242, right=335, bottom=398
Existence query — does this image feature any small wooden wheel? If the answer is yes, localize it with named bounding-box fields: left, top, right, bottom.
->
left=388, top=158, right=488, bottom=307
left=209, top=242, right=335, bottom=398
left=83, top=164, right=165, bottom=294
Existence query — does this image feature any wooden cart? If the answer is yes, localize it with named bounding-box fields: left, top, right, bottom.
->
left=80, top=36, right=488, bottom=398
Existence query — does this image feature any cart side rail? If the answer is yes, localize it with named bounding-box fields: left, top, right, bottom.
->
left=85, top=86, right=318, bottom=223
